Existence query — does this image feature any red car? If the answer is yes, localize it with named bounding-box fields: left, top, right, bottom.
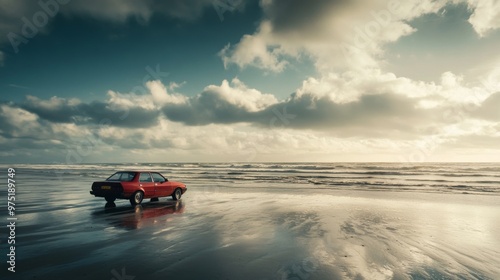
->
left=90, top=171, right=187, bottom=205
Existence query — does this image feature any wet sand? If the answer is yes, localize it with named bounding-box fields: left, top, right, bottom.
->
left=2, top=175, right=500, bottom=280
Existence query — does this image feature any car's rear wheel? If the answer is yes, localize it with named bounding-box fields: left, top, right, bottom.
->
left=105, top=196, right=116, bottom=202
left=130, top=191, right=144, bottom=206
left=172, top=188, right=182, bottom=201
left=105, top=202, right=116, bottom=208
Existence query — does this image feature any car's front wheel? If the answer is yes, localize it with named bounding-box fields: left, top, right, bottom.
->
left=130, top=191, right=144, bottom=206
left=172, top=188, right=182, bottom=201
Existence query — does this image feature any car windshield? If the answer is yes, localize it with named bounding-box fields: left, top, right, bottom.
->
left=106, top=172, right=136, bottom=182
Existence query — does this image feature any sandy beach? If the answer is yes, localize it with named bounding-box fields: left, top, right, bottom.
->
left=2, top=164, right=499, bottom=280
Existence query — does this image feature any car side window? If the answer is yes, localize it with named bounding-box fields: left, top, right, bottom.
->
left=120, top=172, right=136, bottom=181
left=139, top=173, right=153, bottom=182
left=107, top=172, right=135, bottom=182
left=151, top=173, right=166, bottom=183
left=126, top=172, right=136, bottom=181
left=107, top=173, right=121, bottom=181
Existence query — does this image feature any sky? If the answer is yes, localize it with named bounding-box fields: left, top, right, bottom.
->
left=1, top=0, right=500, bottom=163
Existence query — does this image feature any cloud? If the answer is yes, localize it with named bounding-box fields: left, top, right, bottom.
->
left=18, top=74, right=496, bottom=140
left=86, top=118, right=420, bottom=162
left=267, top=93, right=426, bottom=133
left=466, top=0, right=500, bottom=37
left=4, top=75, right=500, bottom=162
left=157, top=77, right=439, bottom=138
left=0, top=103, right=86, bottom=147
left=474, top=92, right=500, bottom=120
left=21, top=92, right=161, bottom=128
left=219, top=23, right=290, bottom=72
left=0, top=0, right=234, bottom=47
left=0, top=0, right=43, bottom=43
left=146, top=0, right=222, bottom=21
left=146, top=80, right=187, bottom=106
left=14, top=77, right=433, bottom=139
left=163, top=78, right=278, bottom=125
left=62, top=0, right=220, bottom=22
left=62, top=0, right=153, bottom=23
left=0, top=105, right=40, bottom=138
left=81, top=101, right=161, bottom=128
left=22, top=95, right=81, bottom=123
left=221, top=0, right=447, bottom=72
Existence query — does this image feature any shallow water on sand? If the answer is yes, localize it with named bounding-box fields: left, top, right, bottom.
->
left=0, top=164, right=499, bottom=279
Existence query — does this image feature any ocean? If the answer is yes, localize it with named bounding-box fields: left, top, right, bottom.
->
left=5, top=162, right=500, bottom=194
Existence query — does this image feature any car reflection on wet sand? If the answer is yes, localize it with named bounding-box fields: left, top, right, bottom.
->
left=93, top=200, right=185, bottom=230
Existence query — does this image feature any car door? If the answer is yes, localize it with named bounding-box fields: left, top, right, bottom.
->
left=138, top=172, right=155, bottom=197
left=151, top=172, right=170, bottom=197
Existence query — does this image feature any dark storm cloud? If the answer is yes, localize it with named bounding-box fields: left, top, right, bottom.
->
left=9, top=82, right=484, bottom=139
left=0, top=103, right=65, bottom=145
left=150, top=0, right=226, bottom=20
left=0, top=102, right=44, bottom=139
left=21, top=97, right=79, bottom=123
left=64, top=0, right=221, bottom=21
left=20, top=97, right=160, bottom=128
left=163, top=89, right=256, bottom=125
left=270, top=93, right=418, bottom=128
left=0, top=0, right=239, bottom=45
left=163, top=89, right=432, bottom=137
left=0, top=110, right=13, bottom=138
left=81, top=102, right=160, bottom=128
left=0, top=136, right=65, bottom=150
left=13, top=83, right=438, bottom=138
left=262, top=0, right=346, bottom=33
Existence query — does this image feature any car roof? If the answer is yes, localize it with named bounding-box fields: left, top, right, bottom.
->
left=115, top=171, right=162, bottom=174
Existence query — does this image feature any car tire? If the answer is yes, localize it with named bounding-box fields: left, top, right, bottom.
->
left=172, top=188, right=182, bottom=201
left=105, top=202, right=116, bottom=208
left=130, top=191, right=144, bottom=206
left=105, top=196, right=116, bottom=202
